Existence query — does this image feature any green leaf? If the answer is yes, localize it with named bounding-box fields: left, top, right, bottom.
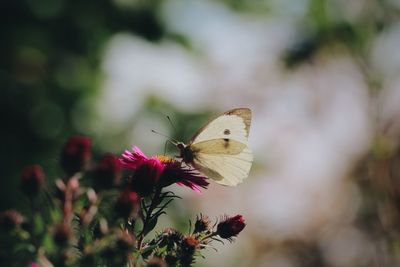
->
left=50, top=208, right=62, bottom=222
left=17, top=229, right=31, bottom=240
left=33, top=214, right=45, bottom=236
left=42, top=233, right=56, bottom=253
left=143, top=216, right=158, bottom=236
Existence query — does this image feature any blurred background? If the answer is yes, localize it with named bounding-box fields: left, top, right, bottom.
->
left=2, top=0, right=400, bottom=266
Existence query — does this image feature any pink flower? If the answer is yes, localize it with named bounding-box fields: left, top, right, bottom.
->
left=130, top=158, right=164, bottom=196
left=120, top=146, right=208, bottom=193
left=160, top=161, right=209, bottom=193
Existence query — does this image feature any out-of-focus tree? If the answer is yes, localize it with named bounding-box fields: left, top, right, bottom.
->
left=0, top=0, right=165, bottom=210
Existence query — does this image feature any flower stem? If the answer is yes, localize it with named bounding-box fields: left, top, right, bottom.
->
left=63, top=178, right=73, bottom=223
left=137, top=187, right=162, bottom=250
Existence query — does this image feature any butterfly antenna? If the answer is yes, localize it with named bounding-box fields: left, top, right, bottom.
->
left=151, top=130, right=179, bottom=146
left=166, top=115, right=176, bottom=131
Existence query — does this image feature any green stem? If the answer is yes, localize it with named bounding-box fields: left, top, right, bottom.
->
left=137, top=187, right=162, bottom=250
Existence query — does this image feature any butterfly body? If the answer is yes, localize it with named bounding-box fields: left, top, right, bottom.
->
left=176, top=108, right=253, bottom=186
left=177, top=142, right=195, bottom=163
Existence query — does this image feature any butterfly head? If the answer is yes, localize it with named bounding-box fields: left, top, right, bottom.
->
left=176, top=142, right=185, bottom=151
left=176, top=142, right=194, bottom=164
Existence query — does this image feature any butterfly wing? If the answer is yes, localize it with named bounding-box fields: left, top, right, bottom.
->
left=188, top=108, right=253, bottom=186
left=191, top=145, right=253, bottom=186
left=190, top=108, right=251, bottom=144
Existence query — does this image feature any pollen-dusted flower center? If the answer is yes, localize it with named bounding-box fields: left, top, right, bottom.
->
left=155, top=155, right=173, bottom=164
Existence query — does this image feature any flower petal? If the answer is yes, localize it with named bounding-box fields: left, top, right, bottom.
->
left=120, top=146, right=149, bottom=171
left=120, top=146, right=209, bottom=193
left=161, top=162, right=209, bottom=193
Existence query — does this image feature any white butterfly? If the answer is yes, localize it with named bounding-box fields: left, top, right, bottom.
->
left=176, top=108, right=253, bottom=186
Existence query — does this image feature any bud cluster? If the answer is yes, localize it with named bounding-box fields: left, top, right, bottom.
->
left=0, top=136, right=246, bottom=267
left=148, top=214, right=246, bottom=266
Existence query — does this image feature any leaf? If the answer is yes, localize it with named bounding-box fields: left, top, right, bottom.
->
left=17, top=229, right=30, bottom=240
left=50, top=208, right=62, bottom=222
left=42, top=234, right=56, bottom=254
left=143, top=216, right=158, bottom=236
left=161, top=191, right=182, bottom=200
left=33, top=214, right=45, bottom=236
left=153, top=199, right=174, bottom=218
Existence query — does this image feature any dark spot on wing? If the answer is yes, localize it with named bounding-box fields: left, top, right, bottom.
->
left=224, top=129, right=231, bottom=135
left=223, top=138, right=229, bottom=148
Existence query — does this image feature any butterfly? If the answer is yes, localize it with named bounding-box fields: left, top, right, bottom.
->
left=176, top=108, right=253, bottom=186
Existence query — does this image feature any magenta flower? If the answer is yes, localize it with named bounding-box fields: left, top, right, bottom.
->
left=160, top=161, right=209, bottom=193
left=129, top=158, right=164, bottom=196
left=121, top=146, right=208, bottom=193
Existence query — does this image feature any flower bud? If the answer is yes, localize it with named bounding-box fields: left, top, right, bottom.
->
left=115, top=189, right=140, bottom=219
left=129, top=159, right=164, bottom=197
left=20, top=165, right=45, bottom=197
left=181, top=236, right=199, bottom=251
left=216, top=215, right=246, bottom=239
left=93, top=154, right=122, bottom=189
left=0, top=210, right=24, bottom=230
left=179, top=236, right=199, bottom=266
left=68, top=177, right=80, bottom=196
left=87, top=188, right=97, bottom=205
left=55, top=179, right=66, bottom=202
left=60, top=136, right=91, bottom=175
left=165, top=228, right=183, bottom=242
left=79, top=191, right=98, bottom=226
left=56, top=177, right=81, bottom=220
left=159, top=228, right=182, bottom=248
left=194, top=214, right=210, bottom=233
